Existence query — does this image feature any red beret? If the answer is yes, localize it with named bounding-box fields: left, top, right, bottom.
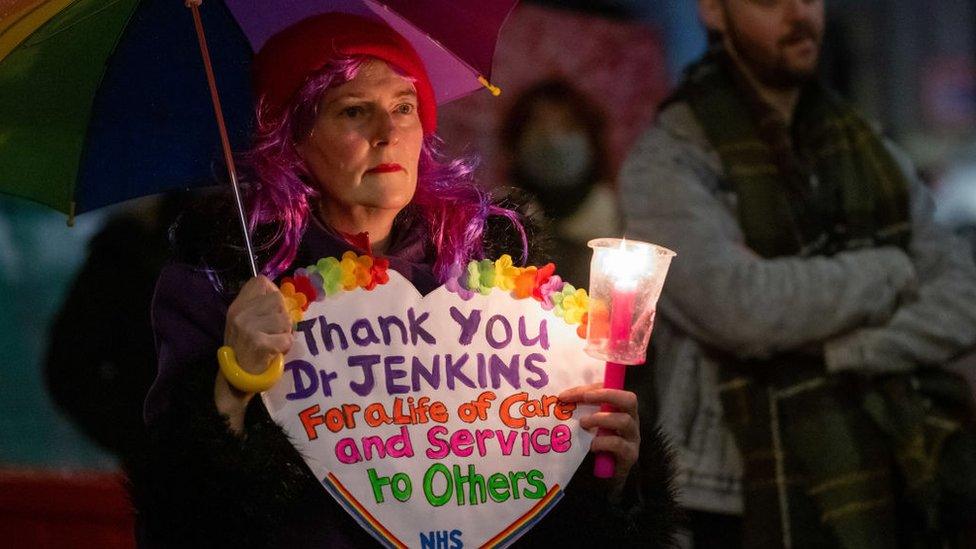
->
left=252, top=12, right=437, bottom=134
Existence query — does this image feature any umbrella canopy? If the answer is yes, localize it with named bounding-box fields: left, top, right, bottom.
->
left=0, top=0, right=517, bottom=218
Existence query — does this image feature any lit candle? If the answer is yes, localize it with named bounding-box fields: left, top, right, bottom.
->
left=606, top=243, right=647, bottom=356
left=585, top=239, right=674, bottom=479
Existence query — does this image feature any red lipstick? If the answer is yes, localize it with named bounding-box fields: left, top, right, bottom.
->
left=366, top=163, right=403, bottom=174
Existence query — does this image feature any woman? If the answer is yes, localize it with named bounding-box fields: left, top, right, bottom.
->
left=133, top=12, right=675, bottom=547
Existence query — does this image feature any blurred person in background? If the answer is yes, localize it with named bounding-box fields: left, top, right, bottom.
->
left=0, top=196, right=113, bottom=468
left=620, top=0, right=976, bottom=547
left=501, top=79, right=621, bottom=288
left=44, top=192, right=192, bottom=468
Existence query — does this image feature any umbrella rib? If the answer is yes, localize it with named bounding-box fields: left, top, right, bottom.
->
left=0, top=0, right=75, bottom=62
left=24, top=0, right=125, bottom=47
left=367, top=1, right=501, bottom=95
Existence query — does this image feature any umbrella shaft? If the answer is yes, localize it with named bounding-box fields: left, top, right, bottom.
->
left=190, top=4, right=258, bottom=278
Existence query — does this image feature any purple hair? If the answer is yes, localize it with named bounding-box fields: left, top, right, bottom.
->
left=241, top=56, right=526, bottom=282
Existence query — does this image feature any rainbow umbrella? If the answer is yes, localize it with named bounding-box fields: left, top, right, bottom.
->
left=0, top=0, right=516, bottom=239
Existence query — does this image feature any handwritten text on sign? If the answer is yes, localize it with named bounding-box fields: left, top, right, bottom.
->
left=263, top=271, right=603, bottom=548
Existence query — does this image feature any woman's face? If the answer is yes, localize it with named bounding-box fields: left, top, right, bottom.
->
left=298, top=60, right=424, bottom=216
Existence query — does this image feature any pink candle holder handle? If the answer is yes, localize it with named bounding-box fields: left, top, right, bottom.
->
left=593, top=361, right=628, bottom=478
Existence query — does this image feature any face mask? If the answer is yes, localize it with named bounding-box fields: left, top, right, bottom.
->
left=516, top=131, right=593, bottom=189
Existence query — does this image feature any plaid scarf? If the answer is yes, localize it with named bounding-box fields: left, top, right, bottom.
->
left=675, top=50, right=911, bottom=258
left=674, top=50, right=975, bottom=548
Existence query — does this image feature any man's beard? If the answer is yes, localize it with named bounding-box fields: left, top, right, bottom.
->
left=726, top=19, right=822, bottom=90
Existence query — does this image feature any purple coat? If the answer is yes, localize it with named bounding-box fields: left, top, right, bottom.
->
left=145, top=217, right=438, bottom=428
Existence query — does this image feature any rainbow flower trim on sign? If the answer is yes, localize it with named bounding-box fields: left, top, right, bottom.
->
left=279, top=254, right=589, bottom=338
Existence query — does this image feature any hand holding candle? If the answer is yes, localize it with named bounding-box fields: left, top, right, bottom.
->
left=584, top=238, right=675, bottom=478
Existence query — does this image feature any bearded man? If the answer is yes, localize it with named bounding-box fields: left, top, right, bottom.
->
left=620, top=1, right=976, bottom=547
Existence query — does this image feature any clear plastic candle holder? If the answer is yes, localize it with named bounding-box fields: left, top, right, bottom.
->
left=584, top=238, right=676, bottom=365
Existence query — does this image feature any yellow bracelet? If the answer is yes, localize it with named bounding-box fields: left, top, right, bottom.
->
left=217, top=346, right=284, bottom=393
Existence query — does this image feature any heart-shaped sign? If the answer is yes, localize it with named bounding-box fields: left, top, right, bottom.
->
left=263, top=265, right=604, bottom=548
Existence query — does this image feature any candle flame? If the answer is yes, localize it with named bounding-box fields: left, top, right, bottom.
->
left=605, top=239, right=650, bottom=290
